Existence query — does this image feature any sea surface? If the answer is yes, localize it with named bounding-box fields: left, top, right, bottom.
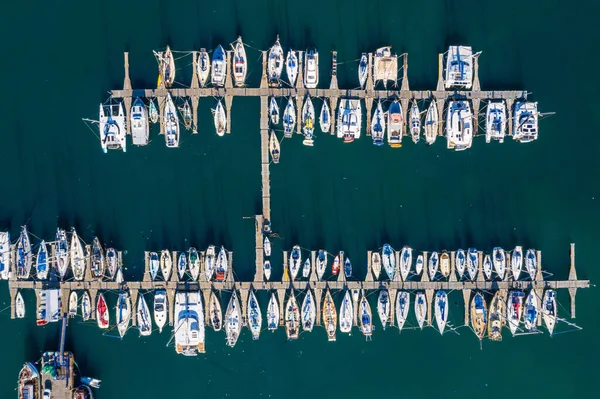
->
left=1, top=0, right=599, bottom=398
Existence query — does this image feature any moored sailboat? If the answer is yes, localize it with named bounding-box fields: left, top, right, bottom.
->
left=16, top=291, right=25, bottom=318
left=174, top=291, right=205, bottom=355
left=359, top=295, right=373, bottom=339
left=400, top=246, right=412, bottom=281
left=524, top=290, right=539, bottom=332
left=507, top=290, right=525, bottom=335
left=358, top=53, right=368, bottom=88
left=483, top=254, right=493, bottom=280
left=382, top=244, right=395, bottom=280
left=302, top=289, right=316, bottom=332
left=542, top=290, right=557, bottom=336
left=428, top=251, right=439, bottom=280
left=68, top=291, right=78, bottom=317
left=395, top=291, right=410, bottom=331
left=323, top=290, right=337, bottom=341
left=470, top=292, right=487, bottom=341
left=415, top=254, right=424, bottom=276
left=493, top=247, right=506, bottom=280
left=55, top=228, right=69, bottom=279
left=467, top=248, right=478, bottom=281
left=316, top=249, right=327, bottom=280
left=511, top=246, right=523, bottom=280
left=302, top=96, right=315, bottom=146
left=209, top=291, right=222, bottom=332
left=285, top=50, right=298, bottom=86
left=188, top=247, right=200, bottom=281
left=424, top=100, right=438, bottom=145
left=371, top=251, right=381, bottom=279
left=526, top=248, right=538, bottom=280
left=137, top=295, right=152, bottom=337
left=225, top=290, right=241, bottom=347
left=264, top=260, right=272, bottom=281
left=149, top=252, right=159, bottom=281
left=116, top=290, right=132, bottom=338
left=289, top=245, right=301, bottom=280
left=81, top=291, right=91, bottom=321
left=435, top=290, right=449, bottom=335
left=444, top=45, right=473, bottom=89
left=488, top=291, right=505, bottom=341
left=248, top=290, right=262, bottom=340
left=211, top=45, right=227, bottom=87
left=387, top=99, right=403, bottom=148
left=303, top=258, right=311, bottom=278
left=269, top=130, right=280, bottom=163
left=377, top=290, right=390, bottom=329
left=415, top=292, right=427, bottom=329
left=96, top=292, right=109, bottom=329
left=446, top=100, right=473, bottom=151
left=267, top=292, right=279, bottom=331
left=160, top=250, right=172, bottom=281
left=70, top=228, right=85, bottom=281
left=154, top=289, right=167, bottom=333
left=99, top=102, right=127, bottom=153
left=17, top=226, right=32, bottom=280
left=204, top=245, right=215, bottom=281
left=155, top=46, right=175, bottom=88
left=270, top=97, right=280, bottom=125
left=232, top=37, right=247, bottom=87
left=164, top=93, right=180, bottom=148
left=336, top=98, right=362, bottom=143
left=105, top=248, right=117, bottom=279
left=213, top=99, right=227, bottom=136
left=36, top=241, right=48, bottom=280
left=177, top=252, right=187, bottom=280
left=440, top=251, right=450, bottom=278
left=91, top=237, right=104, bottom=279
left=339, top=290, right=353, bottom=334
left=197, top=49, right=210, bottom=87
left=285, top=291, right=300, bottom=340
left=371, top=100, right=386, bottom=146
left=513, top=102, right=539, bottom=143
left=320, top=99, right=331, bottom=133
left=409, top=100, right=421, bottom=143
left=283, top=97, right=296, bottom=138
left=268, top=37, right=284, bottom=85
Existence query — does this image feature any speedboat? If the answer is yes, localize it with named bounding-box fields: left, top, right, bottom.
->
left=424, top=100, right=438, bottom=145
left=149, top=99, right=159, bottom=124
left=116, top=291, right=131, bottom=338
left=440, top=251, right=450, bottom=278
left=96, top=292, right=109, bottom=329
left=467, top=248, right=478, bottom=281
left=415, top=254, right=424, bottom=275
left=387, top=99, right=403, bottom=148
left=316, top=249, right=327, bottom=280
left=149, top=252, right=159, bottom=281
left=359, top=295, right=373, bottom=339
left=160, top=250, right=172, bottom=281
left=382, top=244, right=395, bottom=280
left=511, top=246, right=523, bottom=280
left=247, top=290, right=262, bottom=340
left=268, top=38, right=284, bottom=85
left=486, top=101, right=506, bottom=143
left=177, top=252, right=187, bottom=279
left=154, top=289, right=167, bottom=333
left=358, top=53, right=368, bottom=88
left=164, top=93, right=179, bottom=148
left=409, top=100, right=421, bottom=143
left=181, top=100, right=192, bottom=130
left=264, top=236, right=272, bottom=256
left=188, top=247, right=201, bottom=281
left=444, top=45, right=473, bottom=89
left=524, top=290, right=539, bottom=332
left=446, top=100, right=473, bottom=151
left=106, top=248, right=117, bottom=280
left=55, top=228, right=69, bottom=279
left=339, top=290, right=353, bottom=334
left=377, top=290, right=390, bottom=329
left=15, top=291, right=25, bottom=318
left=456, top=249, right=466, bottom=279
left=137, top=295, right=152, bottom=337
left=213, top=99, right=227, bottom=136
left=99, top=102, right=126, bottom=153
left=130, top=97, right=149, bottom=146
left=320, top=99, right=331, bottom=133
left=232, top=37, right=247, bottom=87
left=174, top=291, right=205, bottom=355
left=488, top=290, right=505, bottom=341
left=371, top=251, right=381, bottom=279
left=507, top=290, right=525, bottom=335
left=371, top=100, right=386, bottom=146
left=289, top=245, right=301, bottom=280
left=470, top=292, right=487, bottom=341
left=323, top=290, right=337, bottom=341
left=267, top=292, right=279, bottom=331
left=337, top=98, right=362, bottom=143
left=304, top=50, right=319, bottom=88
left=68, top=291, right=78, bottom=317
left=435, top=290, right=448, bottom=335
left=269, top=130, right=280, bottom=163
left=197, top=48, right=210, bottom=87
left=285, top=291, right=300, bottom=340
left=209, top=291, right=222, bottom=331
left=483, top=254, right=493, bottom=280
left=36, top=241, right=48, bottom=280
left=395, top=291, right=410, bottom=331
left=70, top=228, right=85, bottom=281
left=493, top=247, right=506, bottom=280
left=399, top=246, right=412, bottom=281
left=204, top=245, right=215, bottom=281
left=211, top=45, right=227, bottom=87
left=283, top=97, right=296, bottom=138
left=81, top=291, right=91, bottom=321
left=542, top=290, right=557, bottom=336
left=428, top=251, right=439, bottom=280
left=373, top=46, right=397, bottom=88
left=91, top=237, right=104, bottom=279
left=155, top=45, right=175, bottom=88
left=18, top=362, right=39, bottom=399
left=302, top=258, right=311, bottom=278
left=301, top=290, right=316, bottom=332
left=285, top=50, right=298, bottom=86
left=344, top=256, right=352, bottom=278
left=225, top=290, right=241, bottom=347
left=513, top=102, right=539, bottom=143
left=264, top=260, right=271, bottom=281
left=302, top=96, right=315, bottom=146
left=415, top=292, right=427, bottom=329
left=269, top=97, right=280, bottom=125
left=526, top=249, right=537, bottom=280
left=332, top=255, right=340, bottom=275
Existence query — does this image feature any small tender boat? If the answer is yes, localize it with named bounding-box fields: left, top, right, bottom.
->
left=209, top=291, right=222, bottom=331
left=211, top=45, right=227, bottom=87
left=359, top=295, right=373, bottom=339
left=156, top=45, right=176, bottom=88
left=36, top=241, right=48, bottom=280
left=486, top=101, right=507, bottom=143
left=16, top=291, right=25, bottom=318
left=323, top=289, right=337, bottom=341
left=400, top=246, right=412, bottom=281
left=428, top=251, right=439, bottom=280
left=164, top=93, right=180, bottom=148
left=302, top=290, right=316, bottom=332
left=424, top=100, right=438, bottom=145
left=513, top=102, right=539, bottom=143
left=371, top=251, right=381, bottom=279
left=264, top=260, right=271, bottom=281
left=493, top=247, right=506, bottom=280
left=81, top=291, right=91, bottom=321
left=488, top=290, right=505, bottom=341
left=18, top=362, right=39, bottom=399
left=382, top=244, right=395, bottom=280
left=248, top=290, right=262, bottom=340
left=358, top=53, right=368, bottom=88
left=130, top=97, right=149, bottom=146
left=371, top=100, right=386, bottom=146
left=188, top=248, right=200, bottom=281
left=270, top=97, right=280, bottom=125
left=268, top=37, right=284, bottom=85
left=344, top=256, right=352, bottom=278
left=377, top=290, right=390, bottom=329
left=232, top=37, right=247, bottom=87
left=435, top=290, right=449, bottom=335
left=302, top=96, right=315, bottom=146
left=56, top=228, right=69, bottom=279
left=17, top=226, right=32, bottom=280
left=204, top=245, right=216, bottom=281
left=415, top=292, right=427, bottom=329
left=507, top=290, right=525, bottom=335
left=511, top=246, right=523, bottom=280
left=439, top=251, right=450, bottom=278
left=149, top=252, right=159, bottom=281
left=526, top=249, right=538, bottom=280
left=137, top=295, right=152, bottom=337
left=409, top=100, right=421, bottom=143
left=283, top=97, right=296, bottom=138
left=524, top=290, right=539, bottom=332
left=483, top=254, right=493, bottom=280
left=331, top=255, right=340, bottom=276
left=160, top=250, right=172, bottom=281
left=415, top=254, right=424, bottom=276
left=337, top=99, right=362, bottom=143
left=445, top=45, right=473, bottom=89
left=177, top=252, right=187, bottom=279
left=197, top=48, right=210, bottom=87
left=446, top=100, right=473, bottom=151
left=302, top=258, right=311, bottom=278
left=304, top=50, right=319, bottom=88
left=286, top=50, right=298, bottom=86
left=456, top=249, right=466, bottom=279
left=373, top=46, right=397, bottom=88
left=467, top=248, right=478, bottom=281
left=181, top=100, right=192, bottom=131
left=285, top=291, right=300, bottom=340
left=339, top=290, right=353, bottom=334
left=395, top=291, right=410, bottom=331
left=267, top=292, right=279, bottom=331
left=225, top=290, right=241, bottom=347
left=320, top=99, right=331, bottom=133
left=269, top=130, right=280, bottom=163
left=471, top=292, right=487, bottom=341
left=71, top=228, right=85, bottom=281
left=387, top=99, right=403, bottom=148
left=116, top=291, right=131, bottom=338
left=213, top=99, right=227, bottom=136
left=154, top=289, right=167, bottom=333
left=149, top=99, right=159, bottom=124
left=316, top=250, right=327, bottom=280
left=96, top=292, right=109, bottom=329
left=90, top=237, right=104, bottom=279
left=263, top=236, right=272, bottom=257
left=289, top=245, right=301, bottom=280
left=542, top=290, right=557, bottom=336
left=68, top=291, right=78, bottom=317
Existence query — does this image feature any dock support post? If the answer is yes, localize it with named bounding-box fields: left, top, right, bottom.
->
left=568, top=243, right=577, bottom=318
left=295, top=94, right=303, bottom=134
left=123, top=52, right=132, bottom=136
left=401, top=53, right=409, bottom=92
left=254, top=216, right=265, bottom=282
left=309, top=251, right=317, bottom=282
left=226, top=252, right=234, bottom=286
left=365, top=97, right=374, bottom=136
left=239, top=284, right=249, bottom=326
left=314, top=286, right=322, bottom=326
left=365, top=251, right=373, bottom=282
left=202, top=289, right=212, bottom=325
left=260, top=51, right=269, bottom=89
left=449, top=251, right=457, bottom=282
left=337, top=252, right=346, bottom=283
left=388, top=287, right=397, bottom=326
left=462, top=289, right=471, bottom=326
left=167, top=288, right=175, bottom=326
left=436, top=53, right=445, bottom=92
left=535, top=250, right=544, bottom=326
left=477, top=251, right=484, bottom=282
left=170, top=252, right=179, bottom=282
left=367, top=53, right=374, bottom=91
left=472, top=53, right=481, bottom=92
left=225, top=95, right=233, bottom=134
left=130, top=288, right=139, bottom=326
left=283, top=251, right=289, bottom=282
left=329, top=51, right=338, bottom=91
left=296, top=51, right=304, bottom=89
left=277, top=288, right=286, bottom=325
left=10, top=287, right=16, bottom=319
left=506, top=98, right=515, bottom=137
left=400, top=98, right=409, bottom=137
left=84, top=245, right=92, bottom=281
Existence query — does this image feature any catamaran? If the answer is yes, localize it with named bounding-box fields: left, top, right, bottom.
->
left=149, top=252, right=159, bottom=281
left=467, top=248, right=478, bottom=281
left=211, top=45, right=227, bottom=87
left=387, top=99, right=403, bottom=148
left=177, top=252, right=187, bottom=280
left=302, top=290, right=316, bottom=332
left=316, top=249, right=327, bottom=280
left=493, top=247, right=506, bottom=280
left=225, top=290, right=241, bottom=347
left=232, top=37, right=247, bottom=87
left=511, top=246, right=523, bottom=280
left=248, top=290, right=262, bottom=340
left=56, top=228, right=69, bottom=279
left=507, top=290, right=525, bottom=335
left=91, top=237, right=104, bottom=279
left=130, top=97, right=149, bottom=146
left=323, top=289, right=337, bottom=341
left=289, top=245, right=301, bottom=280
left=428, top=251, right=439, bottom=280
left=359, top=295, right=373, bottom=339
left=154, top=289, right=167, bottom=333
left=304, top=50, right=319, bottom=88
left=488, top=290, right=505, bottom=341
left=204, top=245, right=215, bottom=281
left=209, top=291, right=222, bottom=331
left=382, top=244, right=395, bottom=280
left=339, top=290, right=353, bottom=334
left=285, top=291, right=300, bottom=340
left=302, top=96, right=315, bottom=146
left=337, top=98, right=362, bottom=143
left=70, top=228, right=85, bottom=281
left=542, top=290, right=557, bottom=336
left=513, top=102, right=539, bottom=143
left=269, top=97, right=280, bottom=125
left=164, top=93, right=179, bottom=148
left=197, top=48, right=210, bottom=87
left=213, top=99, right=227, bottom=136
left=36, top=241, right=48, bottom=280
left=400, top=246, right=412, bottom=281
left=96, top=292, right=109, bottom=329
left=320, top=99, right=331, bottom=133
left=358, top=53, right=368, bottom=88
left=188, top=247, right=201, bottom=281
left=174, top=291, right=205, bottom=355
left=155, top=46, right=175, bottom=88
left=285, top=50, right=298, bottom=86
left=267, top=292, right=279, bottom=331
left=99, top=102, right=127, bottom=153
left=81, top=291, right=91, bottom=321
left=483, top=254, right=493, bottom=280
left=415, top=292, right=427, bottom=329
left=371, top=100, right=386, bottom=146
left=269, top=130, right=280, bottom=163
left=268, top=37, right=284, bottom=85
left=371, top=251, right=381, bottom=279
left=373, top=46, right=397, bottom=88
left=137, top=295, right=152, bottom=337
left=486, top=101, right=506, bottom=143
left=395, top=291, right=410, bottom=331
left=446, top=101, right=473, bottom=151
left=456, top=249, right=466, bottom=279
left=283, top=97, right=296, bottom=138
left=526, top=248, right=538, bottom=280
left=424, top=100, right=438, bottom=145
left=409, top=100, right=421, bottom=143
left=444, top=45, right=473, bottom=89
left=471, top=292, right=487, bottom=341
left=377, top=290, right=390, bottom=329
left=435, top=290, right=449, bottom=335
left=116, top=290, right=132, bottom=338
left=160, top=249, right=172, bottom=280
left=524, top=290, right=539, bottom=332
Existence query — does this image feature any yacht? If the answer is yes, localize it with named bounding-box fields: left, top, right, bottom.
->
left=269, top=97, right=280, bottom=125
left=211, top=45, right=227, bottom=87
left=382, top=244, right=395, bottom=280
left=371, top=251, right=381, bottom=279
left=456, top=249, right=466, bottom=279
left=336, top=98, right=362, bottom=143
left=188, top=247, right=201, bottom=281
left=130, top=98, right=149, bottom=146
left=232, top=37, right=247, bottom=87
left=486, top=101, right=506, bottom=143
left=444, top=45, right=473, bottom=89
left=316, top=249, right=327, bottom=280
left=493, top=247, right=506, bottom=280
left=197, top=48, right=210, bottom=87
left=435, top=290, right=449, bottom=335
left=387, top=99, right=403, bottom=147
left=415, top=292, right=427, bottom=329
left=204, top=245, right=215, bottom=281
left=511, top=246, right=523, bottom=280
left=91, top=237, right=104, bottom=279
left=269, top=130, right=280, bottom=163
left=304, top=50, right=319, bottom=88
left=156, top=46, right=175, bottom=88
left=285, top=291, right=300, bottom=340
left=370, top=100, right=386, bottom=146
left=467, top=248, right=478, bottom=281
left=302, top=96, right=315, bottom=146
left=283, top=97, right=296, bottom=138
left=424, top=100, right=438, bottom=145
left=446, top=100, right=473, bottom=151
left=164, top=93, right=179, bottom=148
left=524, top=290, right=539, bottom=332
left=542, top=290, right=557, bottom=336
left=160, top=249, right=172, bottom=280
left=35, top=241, right=48, bottom=280
left=513, top=102, right=539, bottom=143
left=268, top=37, right=284, bottom=85
left=285, top=50, right=298, bottom=86
left=289, top=245, right=301, bottom=280
left=99, top=102, right=126, bottom=153
left=55, top=228, right=69, bottom=279
left=399, top=246, right=412, bottom=281
left=174, top=291, right=205, bottom=355
left=409, top=100, right=421, bottom=143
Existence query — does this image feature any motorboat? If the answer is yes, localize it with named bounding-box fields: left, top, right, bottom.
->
left=269, top=97, right=280, bottom=125
left=164, top=93, right=180, bottom=148
left=446, top=100, right=473, bottom=151
left=440, top=251, right=450, bottom=278
left=493, top=247, right=506, bottom=280
left=225, top=290, right=241, bottom=347
left=268, top=37, right=284, bottom=85
left=456, top=249, right=466, bottom=279
left=467, top=248, right=478, bottom=281
left=542, top=290, right=557, bottom=336
left=289, top=245, right=301, bottom=280
left=90, top=237, right=104, bottom=279
left=285, top=50, right=298, bottom=86
left=371, top=251, right=381, bottom=279
left=99, top=102, right=127, bottom=153
left=513, top=102, right=539, bottom=143
left=264, top=260, right=271, bottom=281
left=160, top=250, right=172, bottom=281
left=483, top=254, right=493, bottom=280
left=344, top=256, right=352, bottom=278
left=247, top=290, right=262, bottom=340
left=415, top=292, right=427, bottom=329
left=339, top=290, right=353, bottom=334
left=358, top=53, right=368, bottom=88
left=409, top=100, right=421, bottom=143
left=415, top=254, right=424, bottom=276
left=149, top=252, right=159, bottom=281
left=387, top=99, right=403, bottom=148
left=373, top=46, right=397, bottom=88
left=511, top=246, right=523, bottom=280
left=70, top=228, right=85, bottom=281
left=428, top=251, right=439, bottom=280
left=316, top=249, right=327, bottom=280
left=301, top=289, right=316, bottom=332
left=302, top=258, right=311, bottom=278
left=137, top=295, right=152, bottom=337
left=36, top=241, right=48, bottom=280
left=96, top=292, right=109, bottom=329
left=323, top=289, right=337, bottom=341
left=15, top=291, right=25, bottom=318
left=382, top=244, right=395, bottom=280
left=177, top=252, right=187, bottom=280
left=181, top=100, right=192, bottom=131
left=154, top=289, right=167, bottom=333
left=149, top=99, right=159, bottom=124
left=399, top=246, right=412, bottom=281
left=320, top=99, right=331, bottom=133
left=209, top=291, right=222, bottom=331
left=332, top=255, right=340, bottom=275
left=304, top=50, right=319, bottom=88
left=283, top=97, right=296, bottom=138
left=81, top=291, right=91, bottom=321
left=444, top=45, right=473, bottom=89
left=486, top=101, right=506, bottom=143
left=526, top=248, right=538, bottom=280
left=232, top=37, right=247, bottom=87
left=130, top=97, right=149, bottom=146
left=434, top=290, right=448, bottom=335
left=488, top=290, right=505, bottom=341
left=197, top=48, right=210, bottom=87
left=204, top=245, right=215, bottom=281
left=302, top=96, right=315, bottom=146
left=377, top=290, right=390, bottom=329
left=524, top=290, right=539, bottom=332
left=359, top=295, right=373, bottom=339
left=285, top=291, right=300, bottom=340
left=174, top=291, right=205, bottom=355
left=267, top=292, right=279, bottom=331
left=211, top=45, right=227, bottom=87
left=269, top=130, right=280, bottom=163
left=424, top=100, right=438, bottom=145
left=116, top=291, right=131, bottom=338
left=336, top=98, right=362, bottom=143
left=55, top=228, right=69, bottom=279
left=470, top=292, right=487, bottom=341
left=188, top=247, right=201, bottom=281
left=213, top=99, right=227, bottom=136
left=68, top=291, right=78, bottom=317
left=371, top=100, right=386, bottom=146
left=264, top=236, right=272, bottom=256
left=507, top=290, right=525, bottom=335
left=395, top=291, right=410, bottom=331
left=155, top=45, right=175, bottom=88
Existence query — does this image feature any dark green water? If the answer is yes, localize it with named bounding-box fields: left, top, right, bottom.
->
left=1, top=0, right=599, bottom=397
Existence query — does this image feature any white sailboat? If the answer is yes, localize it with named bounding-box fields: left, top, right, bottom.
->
left=513, top=102, right=539, bottom=143
left=371, top=251, right=381, bottom=279
left=428, top=251, right=439, bottom=280
left=68, top=291, right=78, bottom=318
left=415, top=292, right=427, bottom=329
left=55, top=228, right=69, bottom=279
left=526, top=248, right=538, bottom=280
left=197, top=48, right=210, bottom=87
left=415, top=254, right=424, bottom=276
left=36, top=241, right=48, bottom=280
left=424, top=100, right=438, bottom=145
left=511, top=246, right=523, bottom=280
left=359, top=295, right=373, bottom=339
left=211, top=45, right=227, bottom=87
left=130, top=97, right=149, bottom=146
left=269, top=130, right=280, bottom=163
left=524, top=290, right=539, bottom=332
left=15, top=291, right=25, bottom=318
left=99, top=102, right=127, bottom=153
left=456, top=249, right=466, bottom=279
left=323, top=290, right=337, bottom=341
left=434, top=290, right=449, bottom=335
left=285, top=291, right=300, bottom=340
left=268, top=37, right=284, bottom=85
left=320, top=99, right=331, bottom=133
left=289, top=245, right=301, bottom=280
left=304, top=50, right=319, bottom=88
left=377, top=290, right=390, bottom=329
left=301, top=289, right=316, bottom=332
left=204, top=245, right=215, bottom=281
left=316, top=250, right=327, bottom=280
left=154, top=289, right=167, bottom=333
left=81, top=291, right=91, bottom=321
left=486, top=101, right=506, bottom=143
left=177, top=252, right=187, bottom=280
left=444, top=45, right=473, bottom=89
left=507, top=290, right=525, bottom=335
left=106, top=248, right=117, bottom=280
left=387, top=99, right=403, bottom=148
left=493, top=247, right=506, bottom=280
left=264, top=260, right=271, bottom=281
left=269, top=97, right=280, bottom=125
left=371, top=100, right=386, bottom=146
left=483, top=254, right=493, bottom=280
left=155, top=46, right=175, bottom=88
left=213, top=100, right=227, bottom=136
left=339, top=290, right=353, bottom=334
left=542, top=290, right=557, bottom=336
left=285, top=50, right=298, bottom=86
left=70, top=228, right=85, bottom=281
left=137, top=295, right=152, bottom=337
left=267, top=292, right=279, bottom=331
left=358, top=53, right=368, bottom=88
left=225, top=290, right=241, bottom=347
left=399, top=246, right=412, bottom=281
left=302, top=258, right=311, bottom=278
left=116, top=291, right=132, bottom=338
left=188, top=248, right=201, bottom=281
left=283, top=97, right=296, bottom=138
left=395, top=291, right=410, bottom=331
left=446, top=100, right=473, bottom=151
left=232, top=37, right=247, bottom=87
left=149, top=252, right=159, bottom=281
left=164, top=93, right=179, bottom=148
left=209, top=291, right=222, bottom=331
left=409, top=100, right=421, bottom=143
left=382, top=244, right=395, bottom=280
left=302, top=96, right=315, bottom=146
left=160, top=250, right=172, bottom=281
left=337, top=98, right=362, bottom=143
left=247, top=290, right=262, bottom=340
left=16, top=226, right=32, bottom=280
left=263, top=236, right=271, bottom=257
left=467, top=248, right=478, bottom=281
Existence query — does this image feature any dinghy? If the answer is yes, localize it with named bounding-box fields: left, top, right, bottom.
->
left=81, top=291, right=91, bottom=321
left=269, top=97, right=280, bottom=125
left=154, top=289, right=167, bottom=333
left=302, top=258, right=311, bottom=278
left=248, top=290, right=262, bottom=340
left=440, top=251, right=450, bottom=278
left=232, top=37, right=247, bottom=87
left=181, top=100, right=192, bottom=131
left=213, top=100, right=227, bottom=136
left=524, top=290, right=539, bottom=332
left=225, top=290, right=241, bottom=347
left=371, top=251, right=381, bottom=279
left=513, top=102, right=539, bottom=143
left=344, top=257, right=352, bottom=278
left=188, top=248, right=200, bottom=281
left=160, top=250, right=172, bottom=280
left=268, top=37, right=284, bottom=85
left=68, top=291, right=78, bottom=318
left=304, top=50, right=319, bottom=88
left=428, top=251, right=439, bottom=280
left=204, top=245, right=215, bottom=281
left=269, top=130, right=281, bottom=164
left=211, top=45, right=227, bottom=87
left=323, top=290, right=337, bottom=341
left=486, top=101, right=507, bottom=143
left=264, top=260, right=271, bottom=281
left=415, top=254, right=424, bottom=276
left=456, top=249, right=466, bottom=279
left=511, top=246, right=523, bottom=280
left=415, top=292, right=427, bottom=329
left=285, top=50, right=298, bottom=86
left=387, top=99, right=403, bottom=148
left=302, top=96, right=315, bottom=146
left=337, top=99, right=362, bottom=142
left=177, top=252, right=187, bottom=279
left=149, top=252, right=159, bottom=281
left=209, top=291, right=222, bottom=332
left=542, top=290, right=557, bottom=336
left=526, top=249, right=537, bottom=280
left=434, top=290, right=448, bottom=335
left=289, top=245, right=301, bottom=280
left=149, top=99, right=159, bottom=124
left=36, top=241, right=48, bottom=280
left=483, top=254, right=493, bottom=280
left=446, top=100, right=473, bottom=151
left=90, top=237, right=104, bottom=279
left=445, top=45, right=473, bottom=89
left=359, top=295, right=373, bottom=339
left=155, top=46, right=176, bottom=88
left=377, top=290, right=390, bottom=329
left=164, top=93, right=180, bottom=148
left=70, top=228, right=85, bottom=281
left=358, top=53, right=368, bottom=88
left=98, top=103, right=127, bottom=153
left=409, top=100, right=421, bottom=143
left=285, top=291, right=300, bottom=340
left=488, top=291, right=505, bottom=341
left=332, top=255, right=340, bottom=275
left=283, top=97, right=296, bottom=138
left=400, top=246, right=412, bottom=281
left=493, top=247, right=506, bottom=280
left=15, top=291, right=25, bottom=318
left=137, top=295, right=152, bottom=337
left=424, top=100, right=438, bottom=145
left=96, top=293, right=109, bottom=329
left=339, top=290, right=353, bottom=334
left=116, top=291, right=131, bottom=338
left=56, top=228, right=69, bottom=279
left=197, top=48, right=210, bottom=87
left=507, top=290, right=525, bottom=335
left=267, top=292, right=279, bottom=331
left=320, top=99, right=331, bottom=133
left=316, top=250, right=327, bottom=280
left=17, top=226, right=32, bottom=280
left=130, top=97, right=149, bottom=146
left=471, top=292, right=487, bottom=341
left=467, top=248, right=478, bottom=281
left=371, top=100, right=386, bottom=146
left=395, top=291, right=410, bottom=331
left=302, top=290, right=316, bottom=332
